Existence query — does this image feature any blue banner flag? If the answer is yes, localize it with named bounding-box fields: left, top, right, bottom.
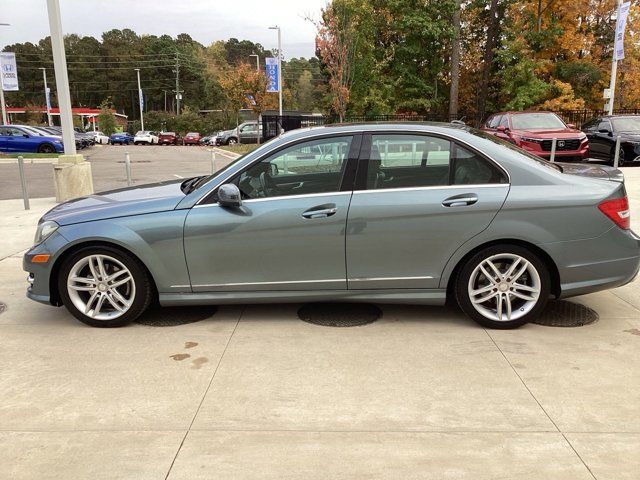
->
left=265, top=57, right=279, bottom=93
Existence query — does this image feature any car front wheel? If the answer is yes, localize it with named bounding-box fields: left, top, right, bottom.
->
left=455, top=245, right=550, bottom=329
left=58, top=246, right=153, bottom=327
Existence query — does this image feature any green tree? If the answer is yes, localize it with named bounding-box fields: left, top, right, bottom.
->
left=97, top=99, right=117, bottom=135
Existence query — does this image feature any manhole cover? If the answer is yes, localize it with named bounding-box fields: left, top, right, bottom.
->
left=136, top=305, right=217, bottom=327
left=298, top=303, right=381, bottom=327
left=533, top=300, right=598, bottom=327
left=0, top=302, right=6, bottom=315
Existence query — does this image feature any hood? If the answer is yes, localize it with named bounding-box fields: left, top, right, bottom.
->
left=557, top=162, right=624, bottom=183
left=618, top=132, right=640, bottom=142
left=513, top=129, right=584, bottom=139
left=42, top=179, right=187, bottom=225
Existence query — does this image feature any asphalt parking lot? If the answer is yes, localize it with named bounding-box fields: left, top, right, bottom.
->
left=0, top=145, right=239, bottom=200
left=0, top=159, right=639, bottom=479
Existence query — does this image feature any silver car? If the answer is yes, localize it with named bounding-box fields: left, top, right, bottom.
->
left=23, top=123, right=640, bottom=328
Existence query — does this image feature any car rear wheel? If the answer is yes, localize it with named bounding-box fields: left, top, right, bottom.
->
left=455, top=245, right=550, bottom=329
left=58, top=246, right=153, bottom=328
left=227, top=138, right=237, bottom=145
left=38, top=143, right=56, bottom=154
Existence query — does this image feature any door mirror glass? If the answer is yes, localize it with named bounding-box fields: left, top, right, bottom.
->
left=218, top=183, right=242, bottom=207
left=496, top=125, right=506, bottom=132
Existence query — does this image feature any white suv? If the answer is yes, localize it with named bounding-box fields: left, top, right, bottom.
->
left=133, top=131, right=159, bottom=145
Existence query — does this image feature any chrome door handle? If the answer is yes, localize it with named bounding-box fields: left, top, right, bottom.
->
left=442, top=194, right=478, bottom=207
left=302, top=207, right=337, bottom=219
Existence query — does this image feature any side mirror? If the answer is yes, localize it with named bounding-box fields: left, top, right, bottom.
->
left=496, top=125, right=507, bottom=132
left=269, top=163, right=279, bottom=176
left=567, top=123, right=576, bottom=129
left=23, top=134, right=30, bottom=138
left=598, top=128, right=611, bottom=135
left=218, top=183, right=242, bottom=207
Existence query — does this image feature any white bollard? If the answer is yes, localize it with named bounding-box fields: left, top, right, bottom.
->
left=211, top=149, right=217, bottom=174
left=17, top=156, right=30, bottom=210
left=125, top=150, right=132, bottom=186
left=549, top=138, right=557, bottom=163
left=613, top=135, right=622, bottom=168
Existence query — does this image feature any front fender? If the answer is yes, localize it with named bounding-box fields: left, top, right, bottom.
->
left=55, top=210, right=191, bottom=293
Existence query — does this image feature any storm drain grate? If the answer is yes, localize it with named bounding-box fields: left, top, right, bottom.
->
left=136, top=305, right=217, bottom=327
left=0, top=302, right=6, bottom=315
left=533, top=300, right=599, bottom=327
left=298, top=303, right=381, bottom=327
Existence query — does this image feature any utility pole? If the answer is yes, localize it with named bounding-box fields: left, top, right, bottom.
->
left=0, top=23, right=10, bottom=125
left=40, top=67, right=53, bottom=126
left=46, top=0, right=75, bottom=155
left=174, top=52, right=181, bottom=116
left=163, top=90, right=167, bottom=112
left=135, top=68, right=144, bottom=131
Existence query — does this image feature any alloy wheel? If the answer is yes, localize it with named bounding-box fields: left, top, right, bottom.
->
left=468, top=253, right=541, bottom=322
left=66, top=254, right=136, bottom=321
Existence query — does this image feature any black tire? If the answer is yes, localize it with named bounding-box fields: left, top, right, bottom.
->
left=57, top=246, right=153, bottom=328
left=38, top=143, right=56, bottom=154
left=455, top=244, right=550, bottom=329
left=227, top=138, right=237, bottom=146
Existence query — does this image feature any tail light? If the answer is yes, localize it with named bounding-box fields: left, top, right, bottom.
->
left=598, top=197, right=631, bottom=230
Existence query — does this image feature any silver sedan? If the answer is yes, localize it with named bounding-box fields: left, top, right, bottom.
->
left=24, top=123, right=640, bottom=328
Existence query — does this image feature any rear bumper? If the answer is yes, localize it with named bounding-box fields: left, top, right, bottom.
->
left=543, top=228, right=640, bottom=298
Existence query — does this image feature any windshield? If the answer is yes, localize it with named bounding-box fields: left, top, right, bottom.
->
left=470, top=128, right=563, bottom=172
left=510, top=113, right=567, bottom=130
left=611, top=116, right=640, bottom=132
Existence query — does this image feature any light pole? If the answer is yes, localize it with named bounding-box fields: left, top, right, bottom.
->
left=135, top=68, right=144, bottom=131
left=0, top=23, right=10, bottom=125
left=46, top=0, right=76, bottom=155
left=268, top=26, right=283, bottom=118
left=249, top=54, right=259, bottom=71
left=39, top=67, right=53, bottom=126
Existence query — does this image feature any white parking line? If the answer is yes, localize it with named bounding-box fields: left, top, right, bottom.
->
left=173, top=174, right=184, bottom=179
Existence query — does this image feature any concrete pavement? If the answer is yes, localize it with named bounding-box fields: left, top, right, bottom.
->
left=0, top=167, right=639, bottom=479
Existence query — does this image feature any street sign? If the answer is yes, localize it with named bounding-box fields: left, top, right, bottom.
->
left=603, top=88, right=611, bottom=99
left=139, top=89, right=144, bottom=110
left=0, top=52, right=19, bottom=91
left=265, top=57, right=279, bottom=93
left=614, top=1, right=631, bottom=61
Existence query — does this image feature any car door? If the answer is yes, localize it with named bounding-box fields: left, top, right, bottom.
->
left=346, top=132, right=509, bottom=290
left=8, top=127, right=35, bottom=153
left=0, top=126, right=16, bottom=152
left=591, top=119, right=615, bottom=159
left=183, top=134, right=360, bottom=292
left=239, top=123, right=258, bottom=144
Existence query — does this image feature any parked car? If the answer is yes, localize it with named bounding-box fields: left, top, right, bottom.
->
left=482, top=111, right=589, bottom=162
left=0, top=125, right=64, bottom=154
left=133, top=131, right=159, bottom=145
left=158, top=132, right=182, bottom=145
left=23, top=123, right=639, bottom=329
left=216, top=121, right=261, bottom=145
left=581, top=115, right=640, bottom=166
left=46, top=126, right=89, bottom=149
left=74, top=127, right=95, bottom=146
left=183, top=132, right=201, bottom=145
left=93, top=131, right=110, bottom=145
left=200, top=133, right=217, bottom=145
left=28, top=126, right=85, bottom=151
left=109, top=132, right=134, bottom=145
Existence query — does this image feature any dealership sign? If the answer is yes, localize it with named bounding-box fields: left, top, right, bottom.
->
left=614, top=1, right=631, bottom=61
left=265, top=57, right=279, bottom=93
left=0, top=52, right=19, bottom=91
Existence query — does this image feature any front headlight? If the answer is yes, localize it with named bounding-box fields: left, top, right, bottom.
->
left=34, top=220, right=59, bottom=245
left=53, top=140, right=62, bottom=144
left=520, top=136, right=543, bottom=143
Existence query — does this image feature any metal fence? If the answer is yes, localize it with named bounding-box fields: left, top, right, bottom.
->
left=261, top=109, right=640, bottom=142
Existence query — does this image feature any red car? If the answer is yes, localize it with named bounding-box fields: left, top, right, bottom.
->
left=183, top=132, right=201, bottom=145
left=158, top=132, right=182, bottom=145
left=482, top=111, right=589, bottom=161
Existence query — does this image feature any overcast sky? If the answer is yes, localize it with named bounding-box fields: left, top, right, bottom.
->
left=0, top=0, right=326, bottom=59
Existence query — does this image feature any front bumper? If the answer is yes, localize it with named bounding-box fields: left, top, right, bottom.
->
left=22, top=231, right=69, bottom=306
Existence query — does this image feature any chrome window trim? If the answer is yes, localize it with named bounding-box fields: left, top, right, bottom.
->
left=192, top=190, right=352, bottom=208
left=192, top=127, right=512, bottom=207
left=192, top=278, right=344, bottom=288
left=352, top=183, right=508, bottom=195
